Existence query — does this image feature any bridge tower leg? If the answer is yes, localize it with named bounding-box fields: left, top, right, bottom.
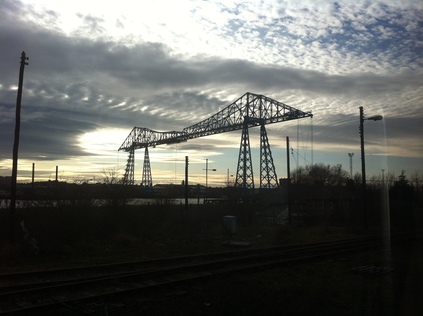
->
left=260, top=123, right=279, bottom=189
left=235, top=118, right=254, bottom=190
left=123, top=147, right=135, bottom=185
left=142, top=147, right=153, bottom=187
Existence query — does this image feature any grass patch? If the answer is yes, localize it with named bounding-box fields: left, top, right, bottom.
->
left=0, top=203, right=397, bottom=270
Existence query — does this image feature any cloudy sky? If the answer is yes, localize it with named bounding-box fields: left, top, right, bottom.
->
left=1, top=0, right=422, bottom=186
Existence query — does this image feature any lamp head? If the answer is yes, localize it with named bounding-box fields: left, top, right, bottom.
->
left=366, top=115, right=383, bottom=121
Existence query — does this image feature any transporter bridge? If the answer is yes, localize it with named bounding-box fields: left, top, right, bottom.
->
left=118, top=92, right=313, bottom=190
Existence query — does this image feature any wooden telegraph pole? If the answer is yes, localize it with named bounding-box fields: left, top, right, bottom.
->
left=10, top=51, right=28, bottom=242
left=286, top=136, right=291, bottom=225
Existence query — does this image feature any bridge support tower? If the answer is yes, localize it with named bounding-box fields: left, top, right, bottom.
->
left=260, top=123, right=279, bottom=189
left=142, top=147, right=153, bottom=187
left=235, top=118, right=279, bottom=190
left=235, top=118, right=254, bottom=190
left=123, top=147, right=135, bottom=185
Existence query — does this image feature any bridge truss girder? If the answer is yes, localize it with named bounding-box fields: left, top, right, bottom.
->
left=119, top=92, right=312, bottom=151
left=119, top=92, right=313, bottom=186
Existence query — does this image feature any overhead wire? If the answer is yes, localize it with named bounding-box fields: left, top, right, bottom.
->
left=293, top=117, right=314, bottom=169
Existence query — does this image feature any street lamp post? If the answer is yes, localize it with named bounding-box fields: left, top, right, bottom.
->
left=359, top=106, right=383, bottom=228
left=204, top=159, right=216, bottom=197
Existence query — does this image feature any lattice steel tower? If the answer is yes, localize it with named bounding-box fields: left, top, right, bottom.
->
left=142, top=147, right=153, bottom=187
left=235, top=118, right=255, bottom=190
left=260, top=123, right=278, bottom=189
left=122, top=148, right=135, bottom=185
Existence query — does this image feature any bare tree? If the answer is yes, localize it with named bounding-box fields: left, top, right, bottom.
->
left=292, top=166, right=306, bottom=184
left=353, top=172, right=361, bottom=185
left=101, top=168, right=124, bottom=185
left=328, top=164, right=349, bottom=186
left=99, top=168, right=128, bottom=209
left=409, top=170, right=422, bottom=191
left=291, top=163, right=348, bottom=186
left=385, top=171, right=396, bottom=189
left=368, top=174, right=382, bottom=189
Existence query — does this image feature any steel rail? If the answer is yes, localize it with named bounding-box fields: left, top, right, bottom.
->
left=1, top=234, right=415, bottom=315
left=0, top=235, right=381, bottom=290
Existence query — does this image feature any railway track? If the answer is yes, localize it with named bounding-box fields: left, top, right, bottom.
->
left=0, top=234, right=412, bottom=315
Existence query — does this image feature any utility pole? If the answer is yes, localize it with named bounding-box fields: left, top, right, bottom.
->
left=10, top=51, right=29, bottom=242
left=185, top=156, right=189, bottom=212
left=359, top=107, right=367, bottom=229
left=348, top=153, right=354, bottom=179
left=286, top=136, right=291, bottom=225
left=31, top=163, right=35, bottom=193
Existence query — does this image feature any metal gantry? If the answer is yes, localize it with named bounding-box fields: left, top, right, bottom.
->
left=235, top=118, right=254, bottom=190
left=119, top=92, right=313, bottom=188
left=122, top=147, right=135, bottom=185
left=142, top=147, right=152, bottom=187
left=260, top=123, right=278, bottom=189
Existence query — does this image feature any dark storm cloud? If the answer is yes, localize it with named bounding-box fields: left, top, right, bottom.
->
left=1, top=0, right=421, bottom=174
left=383, top=116, right=423, bottom=140
left=0, top=100, right=99, bottom=160
left=287, top=113, right=423, bottom=159
left=2, top=3, right=419, bottom=98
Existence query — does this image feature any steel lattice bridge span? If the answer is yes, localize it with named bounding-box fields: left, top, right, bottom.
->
left=119, top=92, right=313, bottom=190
